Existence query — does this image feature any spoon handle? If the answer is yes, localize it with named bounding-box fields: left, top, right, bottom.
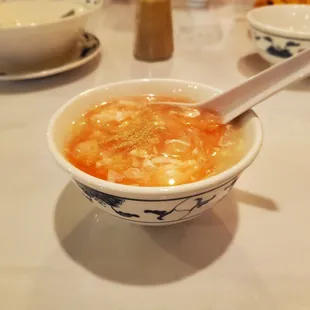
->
left=204, top=49, right=310, bottom=124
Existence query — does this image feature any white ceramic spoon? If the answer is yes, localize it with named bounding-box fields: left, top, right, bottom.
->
left=161, top=48, right=310, bottom=124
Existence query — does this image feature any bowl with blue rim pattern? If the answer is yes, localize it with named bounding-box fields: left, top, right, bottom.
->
left=47, top=79, right=263, bottom=226
left=247, top=4, right=310, bottom=64
left=0, top=0, right=102, bottom=73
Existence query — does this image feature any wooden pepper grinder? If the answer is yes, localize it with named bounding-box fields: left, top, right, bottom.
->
left=134, top=0, right=174, bottom=62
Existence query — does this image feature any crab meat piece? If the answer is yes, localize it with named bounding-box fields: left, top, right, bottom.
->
left=169, top=107, right=200, bottom=118
left=151, top=167, right=186, bottom=186
left=124, top=168, right=144, bottom=180
left=115, top=111, right=125, bottom=122
left=192, top=148, right=199, bottom=155
left=131, top=156, right=141, bottom=168
left=96, top=151, right=114, bottom=168
left=164, top=139, right=191, bottom=156
left=130, top=149, right=149, bottom=158
left=107, top=170, right=124, bottom=182
left=165, top=139, right=190, bottom=146
left=143, top=158, right=155, bottom=168
left=151, top=156, right=182, bottom=165
left=90, top=110, right=117, bottom=125
left=72, top=140, right=99, bottom=165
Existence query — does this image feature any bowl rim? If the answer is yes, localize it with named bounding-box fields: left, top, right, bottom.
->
left=0, top=0, right=102, bottom=32
left=247, top=4, right=310, bottom=40
left=47, top=78, right=264, bottom=198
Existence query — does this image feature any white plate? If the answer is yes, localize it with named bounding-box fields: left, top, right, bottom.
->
left=0, top=32, right=100, bottom=81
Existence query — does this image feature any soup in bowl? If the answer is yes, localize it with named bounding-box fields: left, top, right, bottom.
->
left=47, top=79, right=263, bottom=226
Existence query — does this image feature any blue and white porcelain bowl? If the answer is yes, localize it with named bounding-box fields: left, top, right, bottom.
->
left=0, top=0, right=102, bottom=72
left=47, top=79, right=263, bottom=226
left=247, top=5, right=310, bottom=64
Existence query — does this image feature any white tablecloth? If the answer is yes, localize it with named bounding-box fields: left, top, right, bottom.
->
left=1, top=4, right=309, bottom=309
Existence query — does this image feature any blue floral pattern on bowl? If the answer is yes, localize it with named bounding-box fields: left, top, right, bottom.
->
left=79, top=32, right=100, bottom=59
left=74, top=177, right=239, bottom=225
left=251, top=27, right=310, bottom=64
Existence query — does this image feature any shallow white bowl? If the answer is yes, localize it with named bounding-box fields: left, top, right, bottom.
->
left=247, top=5, right=310, bottom=64
left=47, top=79, right=263, bottom=226
left=0, top=0, right=101, bottom=72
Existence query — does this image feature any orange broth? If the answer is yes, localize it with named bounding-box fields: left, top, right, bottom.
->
left=65, top=95, right=244, bottom=186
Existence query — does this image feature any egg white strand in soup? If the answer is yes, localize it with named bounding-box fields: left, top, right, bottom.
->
left=65, top=96, right=245, bottom=187
left=0, top=0, right=86, bottom=28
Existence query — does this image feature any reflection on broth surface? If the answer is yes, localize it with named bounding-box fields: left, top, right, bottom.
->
left=65, top=95, right=244, bottom=186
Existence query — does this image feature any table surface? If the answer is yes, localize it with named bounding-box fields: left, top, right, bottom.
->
left=1, top=3, right=310, bottom=310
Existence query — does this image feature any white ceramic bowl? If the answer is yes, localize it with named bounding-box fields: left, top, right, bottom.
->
left=247, top=5, right=310, bottom=64
left=0, top=0, right=101, bottom=72
left=47, top=79, right=263, bottom=226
